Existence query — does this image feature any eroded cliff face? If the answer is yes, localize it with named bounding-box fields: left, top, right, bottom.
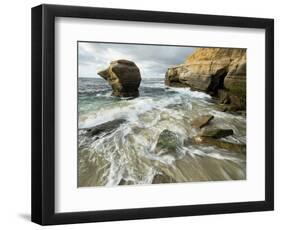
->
left=165, top=48, right=246, bottom=111
left=98, top=59, right=142, bottom=97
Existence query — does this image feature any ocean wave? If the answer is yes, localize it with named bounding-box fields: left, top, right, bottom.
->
left=95, top=92, right=112, bottom=97
left=79, top=94, right=190, bottom=129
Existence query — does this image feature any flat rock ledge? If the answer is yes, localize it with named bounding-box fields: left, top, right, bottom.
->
left=200, top=128, right=234, bottom=139
left=193, top=136, right=246, bottom=155
left=191, top=115, right=214, bottom=129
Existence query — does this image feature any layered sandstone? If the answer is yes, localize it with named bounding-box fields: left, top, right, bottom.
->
left=165, top=48, right=246, bottom=111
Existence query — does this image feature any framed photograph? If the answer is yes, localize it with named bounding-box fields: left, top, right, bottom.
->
left=31, top=4, right=274, bottom=225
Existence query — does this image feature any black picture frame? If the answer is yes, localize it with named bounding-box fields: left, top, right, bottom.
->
left=31, top=4, right=274, bottom=225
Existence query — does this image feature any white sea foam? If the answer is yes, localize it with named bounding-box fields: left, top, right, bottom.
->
left=79, top=93, right=190, bottom=129
left=78, top=78, right=246, bottom=186
left=166, top=87, right=211, bottom=99
left=95, top=92, right=112, bottom=97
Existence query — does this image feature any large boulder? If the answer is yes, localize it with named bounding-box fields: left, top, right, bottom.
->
left=165, top=48, right=246, bottom=110
left=98, top=59, right=141, bottom=97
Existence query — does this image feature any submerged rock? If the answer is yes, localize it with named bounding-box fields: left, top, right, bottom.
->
left=217, top=89, right=230, bottom=104
left=155, top=129, right=180, bottom=155
left=191, top=115, right=214, bottom=129
left=152, top=171, right=176, bottom=184
left=201, top=128, right=234, bottom=139
left=84, top=119, right=126, bottom=137
left=193, top=136, right=246, bottom=155
left=165, top=48, right=246, bottom=110
left=98, top=59, right=141, bottom=97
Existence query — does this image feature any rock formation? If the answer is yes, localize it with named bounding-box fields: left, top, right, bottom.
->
left=98, top=59, right=142, bottom=97
left=200, top=128, right=234, bottom=139
left=165, top=48, right=246, bottom=111
left=191, top=115, right=214, bottom=129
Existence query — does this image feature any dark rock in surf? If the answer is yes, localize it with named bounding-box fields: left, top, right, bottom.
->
left=78, top=149, right=111, bottom=187
left=98, top=59, right=142, bottom=97
left=192, top=136, right=246, bottom=155
left=84, top=119, right=126, bottom=137
left=236, top=110, right=246, bottom=117
left=152, top=172, right=176, bottom=184
left=191, top=115, right=214, bottom=129
left=155, top=129, right=180, bottom=155
left=201, top=128, right=234, bottom=139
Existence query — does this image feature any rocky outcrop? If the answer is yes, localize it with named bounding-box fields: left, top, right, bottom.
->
left=98, top=59, right=141, bottom=97
left=165, top=48, right=246, bottom=111
left=78, top=149, right=111, bottom=187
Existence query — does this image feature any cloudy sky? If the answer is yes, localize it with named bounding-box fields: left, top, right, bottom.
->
left=78, top=42, right=195, bottom=78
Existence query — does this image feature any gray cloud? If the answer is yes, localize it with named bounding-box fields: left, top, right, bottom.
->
left=78, top=42, right=195, bottom=78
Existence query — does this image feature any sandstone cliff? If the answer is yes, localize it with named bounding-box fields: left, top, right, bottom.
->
left=98, top=59, right=142, bottom=97
left=165, top=48, right=246, bottom=111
